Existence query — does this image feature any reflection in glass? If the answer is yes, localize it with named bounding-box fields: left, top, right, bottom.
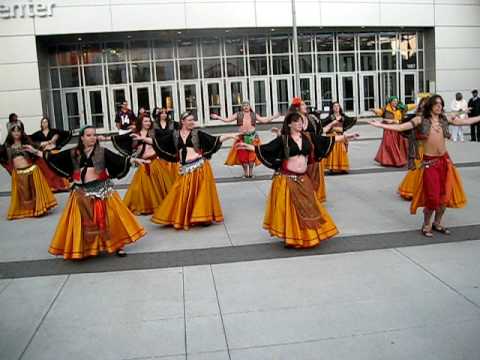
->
left=317, top=54, right=334, bottom=73
left=225, top=37, right=244, bottom=56
left=341, top=76, right=354, bottom=112
left=380, top=33, right=397, bottom=51
left=271, top=36, right=289, bottom=54
left=320, top=77, right=333, bottom=110
left=249, top=57, right=268, bottom=75
left=112, top=89, right=127, bottom=113
left=154, top=40, right=174, bottom=59
left=338, top=34, right=355, bottom=51
left=207, top=83, right=222, bottom=116
left=159, top=86, right=175, bottom=117
left=316, top=34, right=334, bottom=52
left=339, top=53, right=355, bottom=72
left=88, top=90, right=104, bottom=128
left=300, top=78, right=312, bottom=105
left=58, top=45, right=79, bottom=65
left=203, top=58, right=222, bottom=78
left=276, top=79, right=289, bottom=114
left=52, top=90, right=63, bottom=128
left=108, top=64, right=128, bottom=84
left=65, top=92, right=81, bottom=130
left=299, top=55, right=312, bottom=73
left=360, top=53, right=376, bottom=71
left=272, top=56, right=290, bottom=75
left=60, top=67, right=80, bottom=87
left=403, top=74, right=416, bottom=104
left=183, top=84, right=198, bottom=118
left=362, top=75, right=375, bottom=111
left=50, top=69, right=60, bottom=88
left=249, top=37, right=267, bottom=54
left=81, top=44, right=103, bottom=64
left=178, top=39, right=197, bottom=58
left=381, top=52, right=397, bottom=70
left=136, top=87, right=151, bottom=111
left=179, top=60, right=198, bottom=79
left=253, top=80, right=267, bottom=116
left=230, top=81, right=244, bottom=113
left=84, top=66, right=104, bottom=86
left=298, top=36, right=312, bottom=53
left=359, top=34, right=376, bottom=50
left=132, top=62, right=151, bottom=82
left=130, top=40, right=150, bottom=61
left=202, top=38, right=221, bottom=57
left=106, top=42, right=126, bottom=63
left=226, top=57, right=245, bottom=77
left=381, top=72, right=398, bottom=100
left=155, top=61, right=175, bottom=81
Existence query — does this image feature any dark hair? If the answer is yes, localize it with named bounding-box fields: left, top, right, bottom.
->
left=40, top=116, right=51, bottom=131
left=8, top=113, right=17, bottom=122
left=416, top=97, right=430, bottom=114
left=328, top=102, right=345, bottom=117
left=281, top=111, right=303, bottom=136
left=423, top=94, right=445, bottom=119
left=135, top=113, right=153, bottom=133
left=5, top=124, right=30, bottom=146
left=75, top=125, right=96, bottom=159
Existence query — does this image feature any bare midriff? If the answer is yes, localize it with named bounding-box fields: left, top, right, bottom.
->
left=12, top=156, right=31, bottom=170
left=142, top=144, right=156, bottom=159
left=284, top=155, right=308, bottom=174
left=240, top=112, right=255, bottom=133
left=423, top=130, right=447, bottom=157
left=185, top=147, right=203, bottom=163
left=81, top=167, right=105, bottom=183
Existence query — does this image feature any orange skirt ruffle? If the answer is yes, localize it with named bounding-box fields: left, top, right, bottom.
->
left=324, top=141, right=350, bottom=173
left=49, top=190, right=145, bottom=260
left=124, top=158, right=177, bottom=215
left=225, top=138, right=261, bottom=166
left=8, top=165, right=57, bottom=220
left=374, top=129, right=408, bottom=167
left=410, top=161, right=467, bottom=214
left=263, top=174, right=338, bottom=248
left=151, top=160, right=223, bottom=230
left=36, top=157, right=70, bottom=192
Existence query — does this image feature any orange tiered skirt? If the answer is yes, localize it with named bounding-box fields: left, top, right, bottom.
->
left=398, top=144, right=424, bottom=200
left=263, top=174, right=338, bottom=248
left=151, top=159, right=223, bottom=230
left=316, top=161, right=327, bottom=203
left=375, top=129, right=408, bottom=167
left=225, top=138, right=261, bottom=166
left=410, top=154, right=467, bottom=214
left=49, top=186, right=145, bottom=260
left=8, top=164, right=57, bottom=220
left=124, top=158, right=178, bottom=215
left=324, top=141, right=350, bottom=173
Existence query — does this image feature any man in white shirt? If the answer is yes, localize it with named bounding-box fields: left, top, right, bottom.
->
left=450, top=93, right=468, bottom=142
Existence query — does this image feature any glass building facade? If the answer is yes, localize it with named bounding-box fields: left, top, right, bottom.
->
left=44, top=29, right=425, bottom=132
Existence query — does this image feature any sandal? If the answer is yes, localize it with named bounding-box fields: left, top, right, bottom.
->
left=432, top=223, right=451, bottom=235
left=421, top=225, right=433, bottom=238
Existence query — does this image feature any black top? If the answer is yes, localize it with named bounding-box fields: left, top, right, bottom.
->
left=255, top=133, right=335, bottom=170
left=322, top=114, right=357, bottom=133
left=115, top=109, right=136, bottom=130
left=44, top=146, right=131, bottom=181
left=30, top=129, right=72, bottom=150
left=468, top=97, right=480, bottom=117
left=153, top=129, right=222, bottom=164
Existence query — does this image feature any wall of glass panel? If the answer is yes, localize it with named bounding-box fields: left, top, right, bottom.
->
left=46, top=30, right=425, bottom=131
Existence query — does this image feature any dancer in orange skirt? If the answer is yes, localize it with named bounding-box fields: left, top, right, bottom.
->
left=30, top=116, right=71, bottom=192
left=397, top=95, right=431, bottom=200
left=238, top=111, right=359, bottom=248
left=372, top=96, right=416, bottom=167
left=135, top=111, right=238, bottom=230
left=112, top=113, right=177, bottom=215
left=0, top=124, right=57, bottom=220
left=369, top=95, right=480, bottom=237
left=211, top=101, right=280, bottom=178
left=34, top=125, right=147, bottom=260
left=323, top=102, right=357, bottom=174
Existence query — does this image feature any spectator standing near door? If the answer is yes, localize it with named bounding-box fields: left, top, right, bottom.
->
left=449, top=92, right=469, bottom=142
left=468, top=89, right=480, bottom=141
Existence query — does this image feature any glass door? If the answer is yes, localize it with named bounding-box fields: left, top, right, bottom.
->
left=359, top=73, right=378, bottom=115
left=179, top=81, right=202, bottom=124
left=272, top=76, right=292, bottom=116
left=85, top=87, right=108, bottom=131
left=226, top=78, right=248, bottom=116
left=203, top=79, right=225, bottom=126
left=401, top=72, right=417, bottom=105
left=156, top=82, right=179, bottom=121
left=338, top=73, right=358, bottom=115
left=132, top=83, right=154, bottom=115
left=300, top=75, right=315, bottom=108
left=109, top=85, right=131, bottom=129
left=380, top=72, right=398, bottom=105
left=249, top=77, right=271, bottom=118
left=61, top=89, right=84, bottom=132
left=316, top=75, right=336, bottom=112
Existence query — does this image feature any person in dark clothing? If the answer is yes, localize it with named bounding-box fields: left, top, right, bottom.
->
left=114, top=101, right=136, bottom=135
left=468, top=89, right=480, bottom=141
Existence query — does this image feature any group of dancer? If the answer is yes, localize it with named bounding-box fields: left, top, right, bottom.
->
left=2, top=93, right=480, bottom=260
